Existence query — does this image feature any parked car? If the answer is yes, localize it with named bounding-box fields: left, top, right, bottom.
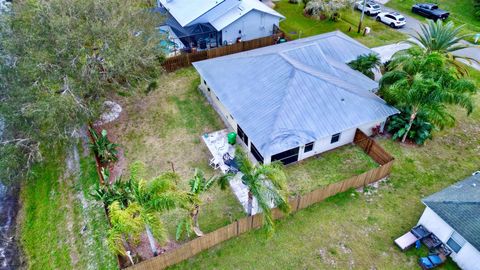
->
left=355, top=1, right=381, bottom=16
left=412, top=3, right=449, bottom=20
left=376, top=12, right=406, bottom=28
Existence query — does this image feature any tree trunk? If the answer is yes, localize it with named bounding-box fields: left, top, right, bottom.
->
left=401, top=109, right=418, bottom=143
left=247, top=191, right=253, bottom=216
left=145, top=224, right=158, bottom=256
left=191, top=205, right=204, bottom=236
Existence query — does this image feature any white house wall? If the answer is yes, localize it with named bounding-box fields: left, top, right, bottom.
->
left=200, top=79, right=237, bottom=130
left=455, top=243, right=480, bottom=270
left=419, top=207, right=454, bottom=242
left=297, top=120, right=384, bottom=161
left=418, top=207, right=480, bottom=270
left=200, top=77, right=389, bottom=165
left=221, top=10, right=279, bottom=44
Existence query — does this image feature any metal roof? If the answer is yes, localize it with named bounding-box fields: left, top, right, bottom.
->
left=158, top=0, right=284, bottom=30
left=158, top=0, right=223, bottom=27
left=193, top=31, right=399, bottom=157
left=423, top=173, right=480, bottom=250
left=210, top=0, right=284, bottom=30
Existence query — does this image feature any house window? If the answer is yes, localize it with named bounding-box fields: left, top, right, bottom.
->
left=447, top=232, right=466, bottom=253
left=271, top=147, right=299, bottom=165
left=251, top=143, right=264, bottom=164
left=304, top=142, right=314, bottom=152
left=331, top=133, right=341, bottom=144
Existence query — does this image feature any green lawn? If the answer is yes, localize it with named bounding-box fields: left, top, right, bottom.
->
left=109, top=68, right=378, bottom=241
left=386, top=0, right=480, bottom=43
left=286, top=144, right=378, bottom=195
left=275, top=0, right=408, bottom=47
left=166, top=69, right=480, bottom=269
left=20, top=149, right=118, bottom=270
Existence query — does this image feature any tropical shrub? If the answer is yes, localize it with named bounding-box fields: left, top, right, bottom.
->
left=89, top=128, right=119, bottom=164
left=304, top=0, right=352, bottom=21
left=380, top=50, right=477, bottom=143
left=387, top=108, right=433, bottom=145
left=348, top=53, right=381, bottom=79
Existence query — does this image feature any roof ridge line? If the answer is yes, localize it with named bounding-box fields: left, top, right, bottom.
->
left=278, top=51, right=386, bottom=103
left=426, top=200, right=480, bottom=204
left=263, top=66, right=298, bottom=155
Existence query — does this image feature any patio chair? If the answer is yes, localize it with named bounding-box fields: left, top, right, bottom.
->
left=209, top=156, right=221, bottom=170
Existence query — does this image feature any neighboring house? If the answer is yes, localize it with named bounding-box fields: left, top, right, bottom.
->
left=418, top=173, right=480, bottom=270
left=155, top=0, right=284, bottom=50
left=193, top=31, right=399, bottom=165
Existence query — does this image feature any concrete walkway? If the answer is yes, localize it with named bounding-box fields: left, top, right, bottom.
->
left=228, top=173, right=276, bottom=216
left=229, top=173, right=261, bottom=215
left=372, top=41, right=411, bottom=63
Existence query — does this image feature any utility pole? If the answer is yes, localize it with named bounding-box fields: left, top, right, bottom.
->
left=357, top=0, right=367, bottom=33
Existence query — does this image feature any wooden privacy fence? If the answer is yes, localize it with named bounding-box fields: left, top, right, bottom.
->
left=127, top=129, right=394, bottom=270
left=353, top=129, right=394, bottom=165
left=162, top=34, right=284, bottom=72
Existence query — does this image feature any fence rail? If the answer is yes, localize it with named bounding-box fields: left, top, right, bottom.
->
left=127, top=129, right=394, bottom=270
left=162, top=34, right=284, bottom=72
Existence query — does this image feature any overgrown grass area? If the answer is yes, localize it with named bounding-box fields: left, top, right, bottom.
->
left=20, top=149, right=117, bottom=270
left=386, top=0, right=480, bottom=43
left=108, top=68, right=246, bottom=237
left=275, top=0, right=408, bottom=47
left=286, top=144, right=378, bottom=195
left=167, top=70, right=480, bottom=269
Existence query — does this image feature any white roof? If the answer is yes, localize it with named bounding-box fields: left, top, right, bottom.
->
left=158, top=0, right=224, bottom=27
left=210, top=0, right=284, bottom=30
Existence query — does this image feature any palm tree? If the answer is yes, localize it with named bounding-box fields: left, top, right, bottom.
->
left=219, top=148, right=291, bottom=236
left=348, top=53, right=382, bottom=79
left=129, top=167, right=189, bottom=256
left=381, top=51, right=477, bottom=143
left=405, top=19, right=475, bottom=76
left=177, top=169, right=230, bottom=238
left=92, top=162, right=189, bottom=256
left=107, top=201, right=143, bottom=256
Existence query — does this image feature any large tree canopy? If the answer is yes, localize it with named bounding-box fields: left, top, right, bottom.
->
left=0, top=0, right=164, bottom=182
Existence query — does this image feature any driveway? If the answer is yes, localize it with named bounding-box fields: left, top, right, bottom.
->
left=374, top=2, right=480, bottom=71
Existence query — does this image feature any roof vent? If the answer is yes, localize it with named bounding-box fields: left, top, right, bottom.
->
left=472, top=183, right=477, bottom=187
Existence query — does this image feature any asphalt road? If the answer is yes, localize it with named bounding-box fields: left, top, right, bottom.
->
left=373, top=2, right=480, bottom=71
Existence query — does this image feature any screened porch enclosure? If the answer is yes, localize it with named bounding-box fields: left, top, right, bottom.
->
left=271, top=147, right=299, bottom=165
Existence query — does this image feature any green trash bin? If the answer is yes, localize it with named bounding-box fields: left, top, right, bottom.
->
left=227, top=132, right=237, bottom=145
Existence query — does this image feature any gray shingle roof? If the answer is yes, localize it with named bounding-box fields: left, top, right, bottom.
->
left=423, top=173, right=480, bottom=250
left=193, top=31, right=399, bottom=157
